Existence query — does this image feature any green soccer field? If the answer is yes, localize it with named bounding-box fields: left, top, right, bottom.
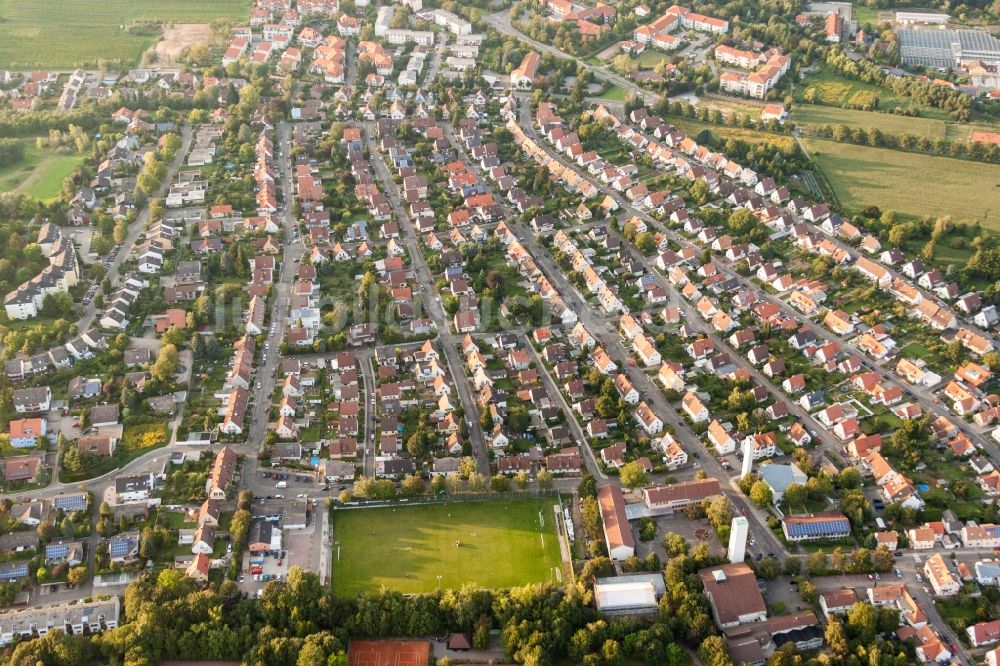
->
left=330, top=500, right=564, bottom=594
left=0, top=0, right=249, bottom=69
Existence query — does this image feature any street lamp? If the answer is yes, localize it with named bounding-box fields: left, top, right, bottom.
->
left=436, top=575, right=442, bottom=590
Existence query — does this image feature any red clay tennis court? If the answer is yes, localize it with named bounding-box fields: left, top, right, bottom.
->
left=347, top=640, right=430, bottom=666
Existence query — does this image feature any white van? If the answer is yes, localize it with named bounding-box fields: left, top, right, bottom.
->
left=276, top=481, right=287, bottom=489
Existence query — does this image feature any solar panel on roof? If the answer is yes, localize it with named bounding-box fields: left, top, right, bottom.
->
left=45, top=544, right=68, bottom=558
left=110, top=538, right=135, bottom=557
left=787, top=518, right=849, bottom=537
left=54, top=495, right=87, bottom=511
left=0, top=563, right=28, bottom=580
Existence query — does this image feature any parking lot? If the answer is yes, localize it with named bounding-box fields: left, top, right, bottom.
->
left=259, top=468, right=320, bottom=495
left=238, top=551, right=289, bottom=597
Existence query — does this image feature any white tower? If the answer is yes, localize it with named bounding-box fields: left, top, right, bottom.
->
left=741, top=438, right=754, bottom=478
left=728, top=516, right=749, bottom=564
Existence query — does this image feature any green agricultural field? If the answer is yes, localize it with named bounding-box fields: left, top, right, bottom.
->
left=0, top=144, right=86, bottom=201
left=331, top=500, right=564, bottom=594
left=804, top=137, right=1000, bottom=226
left=793, top=105, right=949, bottom=140
left=0, top=0, right=249, bottom=69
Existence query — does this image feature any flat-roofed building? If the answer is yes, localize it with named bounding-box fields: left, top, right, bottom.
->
left=593, top=577, right=661, bottom=614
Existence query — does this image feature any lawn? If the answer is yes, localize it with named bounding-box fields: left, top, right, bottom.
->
left=667, top=117, right=798, bottom=152
left=0, top=0, right=249, bottom=69
left=796, top=68, right=950, bottom=120
left=635, top=50, right=670, bottom=69
left=794, top=105, right=949, bottom=140
left=121, top=421, right=170, bottom=461
left=936, top=598, right=978, bottom=626
left=596, top=85, right=628, bottom=102
left=803, top=137, right=1000, bottom=226
left=0, top=145, right=86, bottom=202
left=331, top=500, right=563, bottom=594
left=852, top=3, right=880, bottom=24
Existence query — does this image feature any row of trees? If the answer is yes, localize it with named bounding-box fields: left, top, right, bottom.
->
left=807, top=122, right=1000, bottom=163
left=349, top=468, right=555, bottom=502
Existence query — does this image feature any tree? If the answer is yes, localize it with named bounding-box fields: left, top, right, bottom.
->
left=581, top=497, right=602, bottom=541
left=873, top=545, right=894, bottom=572
left=490, top=474, right=511, bottom=492
left=611, top=54, right=633, bottom=75
left=799, top=580, right=819, bottom=605
left=782, top=483, right=807, bottom=509
left=536, top=469, right=553, bottom=489
left=444, top=474, right=464, bottom=494
left=704, top=495, right=731, bottom=530
left=67, top=566, right=88, bottom=586
left=728, top=208, right=757, bottom=234
left=756, top=555, right=780, bottom=580
left=846, top=601, right=877, bottom=642
left=150, top=343, right=179, bottom=382
left=749, top=480, right=773, bottom=508
left=634, top=232, right=656, bottom=254
left=600, top=639, right=620, bottom=665
left=506, top=405, right=530, bottom=434
left=806, top=550, right=828, bottom=575
left=113, top=220, right=128, bottom=244
left=467, top=472, right=487, bottom=493
left=41, top=291, right=73, bottom=318
left=458, top=457, right=478, bottom=479
left=837, top=467, right=862, bottom=489
left=580, top=556, right=614, bottom=583
left=825, top=618, right=848, bottom=657
left=697, top=635, right=733, bottom=666
left=663, top=532, right=688, bottom=557
left=371, top=479, right=397, bottom=499
left=619, top=461, right=648, bottom=490
left=237, top=490, right=253, bottom=511
left=400, top=475, right=424, bottom=497
left=37, top=517, right=57, bottom=541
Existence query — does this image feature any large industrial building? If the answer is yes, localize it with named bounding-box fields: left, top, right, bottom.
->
left=899, top=29, right=1000, bottom=68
